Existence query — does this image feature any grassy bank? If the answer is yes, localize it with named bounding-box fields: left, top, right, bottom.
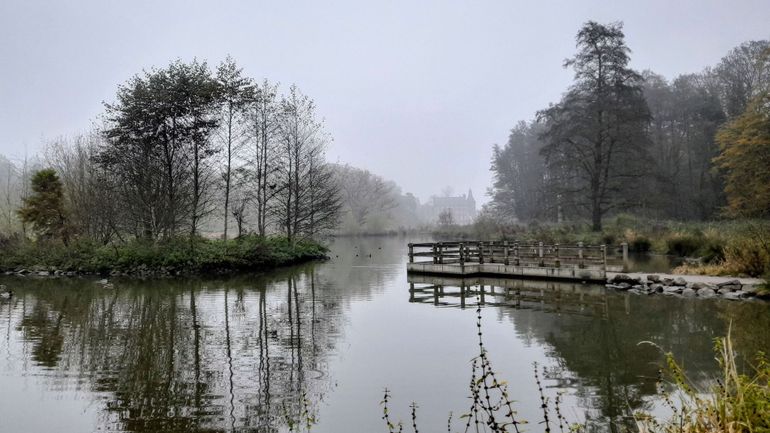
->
left=0, top=235, right=328, bottom=276
left=434, top=215, right=770, bottom=279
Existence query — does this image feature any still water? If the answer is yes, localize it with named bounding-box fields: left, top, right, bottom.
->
left=1, top=236, right=768, bottom=433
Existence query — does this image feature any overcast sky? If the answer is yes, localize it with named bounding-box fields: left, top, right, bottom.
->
left=1, top=0, right=769, bottom=204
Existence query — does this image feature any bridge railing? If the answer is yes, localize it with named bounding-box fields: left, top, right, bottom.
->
left=408, top=241, right=610, bottom=270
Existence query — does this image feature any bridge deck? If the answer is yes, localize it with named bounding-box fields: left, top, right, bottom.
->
left=407, top=241, right=618, bottom=283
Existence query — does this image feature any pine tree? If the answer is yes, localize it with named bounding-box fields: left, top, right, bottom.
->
left=17, top=169, right=69, bottom=243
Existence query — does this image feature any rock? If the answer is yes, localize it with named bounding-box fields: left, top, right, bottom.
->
left=718, top=288, right=732, bottom=295
left=662, top=277, right=675, bottom=286
left=650, top=283, right=664, bottom=293
left=611, top=274, right=640, bottom=284
left=618, top=282, right=631, bottom=290
left=631, top=285, right=644, bottom=291
left=37, top=271, right=50, bottom=276
left=717, top=279, right=741, bottom=287
left=647, top=274, right=661, bottom=283
left=741, top=284, right=758, bottom=294
left=110, top=270, right=121, bottom=277
left=682, top=288, right=696, bottom=297
left=691, top=282, right=716, bottom=291
left=663, top=286, right=683, bottom=295
left=722, top=291, right=747, bottom=301
left=673, top=277, right=687, bottom=286
left=720, top=284, right=741, bottom=292
left=697, top=288, right=716, bottom=298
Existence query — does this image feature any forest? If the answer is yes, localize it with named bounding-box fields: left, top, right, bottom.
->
left=487, top=23, right=769, bottom=228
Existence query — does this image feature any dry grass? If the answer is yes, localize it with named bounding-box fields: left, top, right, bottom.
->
left=637, top=333, right=770, bottom=433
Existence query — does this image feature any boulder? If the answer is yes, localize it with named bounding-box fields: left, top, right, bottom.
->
left=663, top=286, right=683, bottom=295
left=673, top=277, right=687, bottom=286
left=697, top=288, right=716, bottom=298
left=611, top=274, right=640, bottom=284
left=650, top=283, right=664, bottom=293
left=741, top=285, right=758, bottom=295
left=647, top=274, right=661, bottom=283
left=722, top=291, right=747, bottom=301
left=682, top=288, right=696, bottom=297
left=662, top=277, right=675, bottom=286
left=717, top=279, right=741, bottom=287
left=691, top=281, right=717, bottom=291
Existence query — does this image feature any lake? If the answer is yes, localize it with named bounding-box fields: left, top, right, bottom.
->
left=1, top=236, right=768, bottom=433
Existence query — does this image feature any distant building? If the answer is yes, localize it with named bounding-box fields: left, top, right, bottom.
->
left=422, top=189, right=477, bottom=224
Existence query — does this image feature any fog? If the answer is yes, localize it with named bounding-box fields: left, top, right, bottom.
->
left=1, top=0, right=769, bottom=204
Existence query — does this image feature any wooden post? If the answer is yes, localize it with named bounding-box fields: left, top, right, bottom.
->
left=601, top=244, right=607, bottom=271
left=478, top=241, right=484, bottom=264
left=538, top=241, right=544, bottom=267
left=514, top=242, right=520, bottom=266
left=408, top=243, right=414, bottom=264
left=504, top=240, right=510, bottom=266
left=621, top=242, right=629, bottom=263
left=438, top=242, right=444, bottom=264
left=554, top=243, right=560, bottom=268
left=578, top=242, right=584, bottom=269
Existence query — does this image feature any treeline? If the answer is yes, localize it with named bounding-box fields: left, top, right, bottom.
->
left=3, top=57, right=343, bottom=246
left=332, top=163, right=422, bottom=234
left=488, top=22, right=770, bottom=230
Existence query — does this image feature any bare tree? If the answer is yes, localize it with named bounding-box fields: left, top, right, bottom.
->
left=216, top=56, right=254, bottom=240
left=249, top=79, right=281, bottom=237
left=273, top=85, right=340, bottom=242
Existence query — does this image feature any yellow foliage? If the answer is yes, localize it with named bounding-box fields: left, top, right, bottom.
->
left=714, top=93, right=770, bottom=218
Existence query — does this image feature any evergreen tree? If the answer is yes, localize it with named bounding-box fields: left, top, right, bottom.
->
left=17, top=169, right=69, bottom=243
left=539, top=21, right=650, bottom=230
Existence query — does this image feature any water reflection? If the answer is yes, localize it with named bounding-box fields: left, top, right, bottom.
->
left=1, top=236, right=769, bottom=433
left=408, top=274, right=770, bottom=433
left=1, top=267, right=345, bottom=432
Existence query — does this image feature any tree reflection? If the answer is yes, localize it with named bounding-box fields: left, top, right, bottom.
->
left=408, top=276, right=759, bottom=433
left=2, top=265, right=346, bottom=433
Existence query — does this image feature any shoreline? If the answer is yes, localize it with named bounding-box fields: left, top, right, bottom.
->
left=606, top=271, right=768, bottom=301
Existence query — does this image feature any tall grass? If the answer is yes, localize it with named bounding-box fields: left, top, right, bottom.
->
left=637, top=332, right=770, bottom=433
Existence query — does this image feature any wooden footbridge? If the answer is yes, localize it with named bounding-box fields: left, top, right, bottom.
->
left=407, top=241, right=623, bottom=283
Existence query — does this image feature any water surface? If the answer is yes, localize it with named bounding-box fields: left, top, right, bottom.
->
left=1, top=236, right=768, bottom=432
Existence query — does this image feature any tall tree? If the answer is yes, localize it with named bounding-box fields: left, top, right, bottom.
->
left=250, top=80, right=281, bottom=237
left=99, top=59, right=220, bottom=239
left=539, top=21, right=650, bottom=230
left=274, top=85, right=340, bottom=242
left=713, top=40, right=770, bottom=119
left=215, top=56, right=254, bottom=240
left=17, top=169, right=69, bottom=243
left=714, top=92, right=770, bottom=218
left=488, top=121, right=549, bottom=222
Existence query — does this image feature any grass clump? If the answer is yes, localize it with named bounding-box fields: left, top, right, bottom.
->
left=637, top=333, right=770, bottom=433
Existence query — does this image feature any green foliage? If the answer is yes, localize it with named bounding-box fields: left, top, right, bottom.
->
left=17, top=169, right=69, bottom=242
left=0, top=235, right=327, bottom=274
